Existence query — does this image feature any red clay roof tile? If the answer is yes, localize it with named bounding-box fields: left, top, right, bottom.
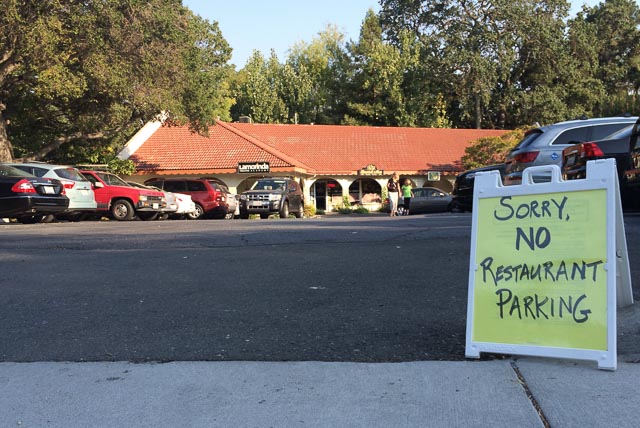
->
left=127, top=121, right=508, bottom=175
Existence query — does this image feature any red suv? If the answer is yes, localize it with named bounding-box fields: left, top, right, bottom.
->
left=81, top=170, right=166, bottom=221
left=144, top=178, right=231, bottom=219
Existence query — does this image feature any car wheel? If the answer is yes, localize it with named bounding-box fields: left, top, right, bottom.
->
left=397, top=206, right=405, bottom=216
left=294, top=204, right=303, bottom=218
left=17, top=214, right=44, bottom=224
left=186, top=203, right=204, bottom=220
left=279, top=201, right=289, bottom=218
left=110, top=199, right=135, bottom=221
left=138, top=212, right=158, bottom=221
left=41, top=214, right=57, bottom=223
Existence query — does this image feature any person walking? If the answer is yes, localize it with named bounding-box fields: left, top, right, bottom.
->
left=387, top=172, right=401, bottom=216
left=401, top=179, right=414, bottom=216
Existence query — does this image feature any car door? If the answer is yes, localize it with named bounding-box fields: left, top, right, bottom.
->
left=623, top=119, right=640, bottom=208
left=409, top=188, right=427, bottom=213
left=424, top=188, right=451, bottom=212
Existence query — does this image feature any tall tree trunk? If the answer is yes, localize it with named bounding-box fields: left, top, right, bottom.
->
left=0, top=109, right=13, bottom=162
left=475, top=95, right=482, bottom=129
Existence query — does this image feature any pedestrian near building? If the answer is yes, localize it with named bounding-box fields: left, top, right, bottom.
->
left=401, top=179, right=414, bottom=215
left=387, top=172, right=401, bottom=216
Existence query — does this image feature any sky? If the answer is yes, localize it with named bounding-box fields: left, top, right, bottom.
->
left=183, top=1, right=604, bottom=68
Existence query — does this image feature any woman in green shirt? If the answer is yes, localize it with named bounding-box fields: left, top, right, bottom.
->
left=401, top=179, right=414, bottom=216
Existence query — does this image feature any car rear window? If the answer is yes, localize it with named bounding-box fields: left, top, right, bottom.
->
left=512, top=130, right=542, bottom=151
left=54, top=167, right=87, bottom=181
left=0, top=165, right=33, bottom=177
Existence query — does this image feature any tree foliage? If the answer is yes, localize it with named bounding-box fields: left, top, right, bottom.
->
left=0, top=0, right=233, bottom=163
left=3, top=0, right=640, bottom=164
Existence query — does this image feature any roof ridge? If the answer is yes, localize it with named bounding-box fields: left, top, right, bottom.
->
left=216, top=121, right=316, bottom=173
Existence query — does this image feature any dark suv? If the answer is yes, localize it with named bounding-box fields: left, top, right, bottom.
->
left=239, top=177, right=304, bottom=219
left=450, top=164, right=506, bottom=212
left=144, top=178, right=232, bottom=219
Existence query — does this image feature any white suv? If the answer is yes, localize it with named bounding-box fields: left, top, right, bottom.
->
left=504, top=116, right=638, bottom=185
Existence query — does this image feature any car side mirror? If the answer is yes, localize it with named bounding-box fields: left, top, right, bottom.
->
left=93, top=182, right=104, bottom=189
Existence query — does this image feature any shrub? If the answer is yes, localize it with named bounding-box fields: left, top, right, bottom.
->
left=304, top=204, right=316, bottom=217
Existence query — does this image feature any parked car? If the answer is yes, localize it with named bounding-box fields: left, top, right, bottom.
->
left=239, top=177, right=304, bottom=219
left=127, top=181, right=197, bottom=220
left=5, top=162, right=97, bottom=221
left=624, top=120, right=640, bottom=210
left=203, top=178, right=239, bottom=219
left=562, top=118, right=640, bottom=210
left=396, top=187, right=453, bottom=215
left=0, top=164, right=69, bottom=223
left=504, top=116, right=638, bottom=185
left=143, top=178, right=232, bottom=219
left=81, top=170, right=165, bottom=221
left=450, top=164, right=506, bottom=212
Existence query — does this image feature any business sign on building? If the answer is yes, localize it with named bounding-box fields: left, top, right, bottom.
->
left=465, top=159, right=632, bottom=370
left=359, top=164, right=383, bottom=176
left=238, top=162, right=270, bottom=173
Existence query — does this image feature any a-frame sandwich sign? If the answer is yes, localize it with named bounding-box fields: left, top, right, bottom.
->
left=465, top=159, right=633, bottom=370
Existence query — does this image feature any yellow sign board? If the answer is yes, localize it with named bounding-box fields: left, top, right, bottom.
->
left=465, top=160, right=633, bottom=370
left=472, top=190, right=607, bottom=350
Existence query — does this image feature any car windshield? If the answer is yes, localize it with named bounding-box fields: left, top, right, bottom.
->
left=252, top=180, right=286, bottom=190
left=0, top=165, right=34, bottom=177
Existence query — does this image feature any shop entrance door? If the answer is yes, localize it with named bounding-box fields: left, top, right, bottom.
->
left=315, top=181, right=327, bottom=210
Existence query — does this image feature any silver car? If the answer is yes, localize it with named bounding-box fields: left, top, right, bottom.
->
left=504, top=116, right=638, bottom=185
left=5, top=162, right=97, bottom=220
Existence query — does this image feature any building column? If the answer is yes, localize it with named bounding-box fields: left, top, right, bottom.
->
left=303, top=178, right=316, bottom=206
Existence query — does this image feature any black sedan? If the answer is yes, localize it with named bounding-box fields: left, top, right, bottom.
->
left=0, top=164, right=69, bottom=223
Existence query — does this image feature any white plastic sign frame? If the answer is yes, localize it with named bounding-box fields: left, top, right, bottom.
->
left=465, top=159, right=632, bottom=370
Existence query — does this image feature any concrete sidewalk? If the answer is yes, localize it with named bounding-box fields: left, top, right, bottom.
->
left=1, top=357, right=639, bottom=428
left=3, top=301, right=638, bottom=427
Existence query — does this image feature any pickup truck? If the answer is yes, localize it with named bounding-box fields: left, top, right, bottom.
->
left=562, top=117, right=640, bottom=209
left=81, top=170, right=166, bottom=220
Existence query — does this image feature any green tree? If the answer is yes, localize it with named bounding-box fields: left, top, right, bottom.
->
left=345, top=9, right=412, bottom=126
left=231, top=50, right=287, bottom=123
left=461, top=128, right=527, bottom=169
left=568, top=0, right=640, bottom=116
left=0, top=0, right=233, bottom=163
left=286, top=25, right=350, bottom=124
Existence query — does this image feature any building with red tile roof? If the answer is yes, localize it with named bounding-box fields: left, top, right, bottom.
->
left=119, top=119, right=508, bottom=212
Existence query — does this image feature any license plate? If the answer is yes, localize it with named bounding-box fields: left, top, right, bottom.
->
left=152, top=203, right=159, bottom=209
left=252, top=201, right=265, bottom=206
left=42, top=186, right=55, bottom=194
left=79, top=189, right=90, bottom=195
